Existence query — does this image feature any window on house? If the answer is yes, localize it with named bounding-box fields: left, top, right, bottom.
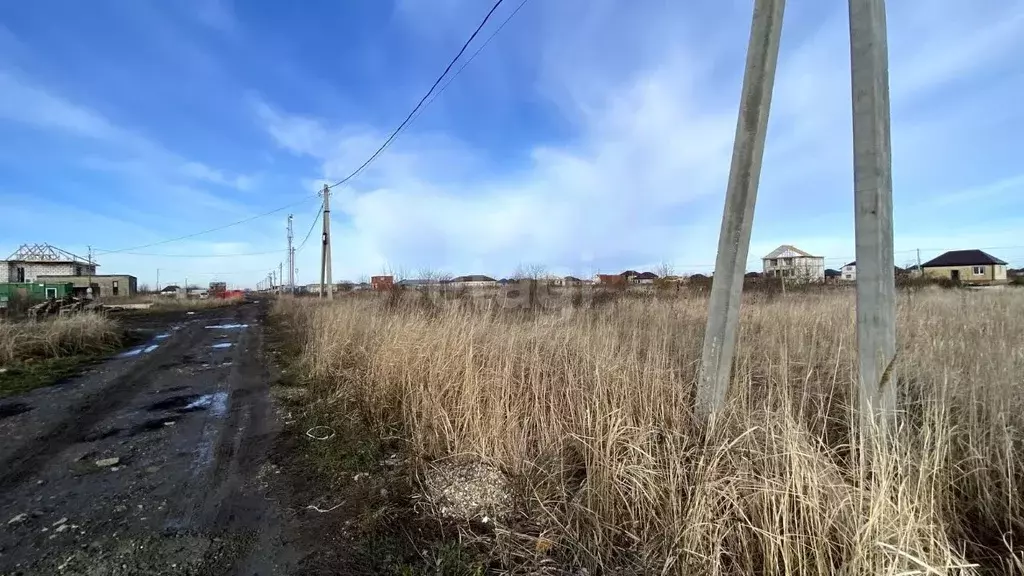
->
left=770, top=259, right=778, bottom=266
left=16, top=267, right=25, bottom=283
left=783, top=258, right=794, bottom=266
left=972, top=266, right=985, bottom=275
left=112, top=280, right=119, bottom=296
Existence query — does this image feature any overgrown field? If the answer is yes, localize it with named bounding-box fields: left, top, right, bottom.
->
left=0, top=313, right=123, bottom=396
left=116, top=294, right=244, bottom=310
left=274, top=287, right=1024, bottom=575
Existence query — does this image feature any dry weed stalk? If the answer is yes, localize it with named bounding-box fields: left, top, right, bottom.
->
left=275, top=288, right=1024, bottom=575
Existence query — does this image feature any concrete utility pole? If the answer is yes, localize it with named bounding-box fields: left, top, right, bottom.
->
left=849, top=0, right=896, bottom=432
left=156, top=269, right=160, bottom=292
left=696, top=0, right=786, bottom=420
left=87, top=246, right=94, bottom=299
left=320, top=184, right=334, bottom=300
left=287, top=214, right=295, bottom=293
left=278, top=262, right=284, bottom=294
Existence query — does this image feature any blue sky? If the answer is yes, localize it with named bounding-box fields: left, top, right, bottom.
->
left=1, top=0, right=1022, bottom=288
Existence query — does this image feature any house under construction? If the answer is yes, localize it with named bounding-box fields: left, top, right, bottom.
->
left=0, top=243, right=136, bottom=298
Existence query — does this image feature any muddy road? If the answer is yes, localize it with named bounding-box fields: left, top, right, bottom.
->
left=0, top=301, right=300, bottom=575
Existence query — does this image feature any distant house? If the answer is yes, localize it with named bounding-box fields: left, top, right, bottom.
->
left=552, top=276, right=583, bottom=287
left=449, top=275, right=497, bottom=289
left=842, top=261, right=857, bottom=281
left=371, top=275, right=394, bottom=291
left=825, top=269, right=842, bottom=281
left=160, top=285, right=182, bottom=297
left=839, top=262, right=906, bottom=282
left=921, top=250, right=1009, bottom=285
left=397, top=279, right=435, bottom=290
left=594, top=274, right=626, bottom=286
left=631, top=272, right=659, bottom=285
left=762, top=245, right=825, bottom=281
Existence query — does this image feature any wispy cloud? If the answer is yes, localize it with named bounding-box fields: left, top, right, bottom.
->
left=256, top=1, right=1024, bottom=279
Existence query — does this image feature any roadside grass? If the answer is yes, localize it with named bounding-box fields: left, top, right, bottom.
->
left=265, top=302, right=490, bottom=576
left=112, top=295, right=244, bottom=311
left=0, top=313, right=124, bottom=397
left=273, top=287, right=1024, bottom=575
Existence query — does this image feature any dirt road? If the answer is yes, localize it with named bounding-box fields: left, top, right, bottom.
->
left=0, top=301, right=298, bottom=575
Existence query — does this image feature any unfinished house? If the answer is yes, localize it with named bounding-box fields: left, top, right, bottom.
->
left=762, top=245, right=825, bottom=282
left=1, top=243, right=137, bottom=298
left=1, top=244, right=97, bottom=283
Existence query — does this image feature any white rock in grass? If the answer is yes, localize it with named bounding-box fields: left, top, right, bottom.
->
left=421, top=461, right=513, bottom=523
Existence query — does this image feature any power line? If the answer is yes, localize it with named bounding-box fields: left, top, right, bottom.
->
left=90, top=0, right=516, bottom=256
left=94, top=194, right=319, bottom=255
left=326, top=0, right=508, bottom=191
left=101, top=249, right=287, bottom=258
left=409, top=0, right=530, bottom=127
left=296, top=202, right=324, bottom=253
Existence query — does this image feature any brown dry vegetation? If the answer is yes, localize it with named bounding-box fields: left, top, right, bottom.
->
left=274, top=287, right=1024, bottom=575
left=0, top=313, right=122, bottom=366
left=121, top=294, right=244, bottom=311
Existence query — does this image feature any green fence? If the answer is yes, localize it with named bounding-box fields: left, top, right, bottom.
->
left=0, top=282, right=75, bottom=308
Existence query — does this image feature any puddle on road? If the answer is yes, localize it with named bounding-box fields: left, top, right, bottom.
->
left=183, top=392, right=229, bottom=417
left=205, top=324, right=248, bottom=330
left=210, top=342, right=233, bottom=349
left=0, top=402, right=33, bottom=419
left=148, top=392, right=229, bottom=417
left=155, top=333, right=171, bottom=340
left=118, top=343, right=160, bottom=358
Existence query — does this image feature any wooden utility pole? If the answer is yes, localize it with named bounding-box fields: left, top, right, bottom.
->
left=320, top=184, right=333, bottom=300
left=849, top=0, right=896, bottom=432
left=696, top=0, right=786, bottom=420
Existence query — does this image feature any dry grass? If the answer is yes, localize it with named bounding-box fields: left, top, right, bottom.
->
left=275, top=287, right=1024, bottom=575
left=124, top=294, right=244, bottom=310
left=0, top=313, right=123, bottom=365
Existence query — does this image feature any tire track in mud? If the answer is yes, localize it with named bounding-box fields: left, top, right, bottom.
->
left=0, top=321, right=209, bottom=493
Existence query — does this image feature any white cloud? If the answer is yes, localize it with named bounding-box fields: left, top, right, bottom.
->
left=0, top=70, right=257, bottom=192
left=259, top=1, right=1024, bottom=279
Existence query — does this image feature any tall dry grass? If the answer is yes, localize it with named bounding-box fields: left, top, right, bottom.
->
left=125, top=294, right=244, bottom=310
left=0, top=313, right=123, bottom=365
left=276, top=288, right=1024, bottom=575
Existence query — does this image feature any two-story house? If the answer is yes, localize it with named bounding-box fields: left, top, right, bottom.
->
left=762, top=245, right=825, bottom=281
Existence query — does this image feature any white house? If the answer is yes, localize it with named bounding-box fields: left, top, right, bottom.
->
left=842, top=261, right=857, bottom=281
left=762, top=245, right=825, bottom=281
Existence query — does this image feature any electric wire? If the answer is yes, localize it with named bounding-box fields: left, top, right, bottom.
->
left=325, top=0, right=508, bottom=191
left=296, top=202, right=325, bottom=253
left=94, top=194, right=318, bottom=255
left=408, top=0, right=530, bottom=127
left=92, top=0, right=517, bottom=259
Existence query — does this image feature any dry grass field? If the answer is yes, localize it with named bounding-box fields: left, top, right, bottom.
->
left=122, top=294, right=244, bottom=310
left=274, top=287, right=1024, bottom=575
left=0, top=313, right=122, bottom=366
